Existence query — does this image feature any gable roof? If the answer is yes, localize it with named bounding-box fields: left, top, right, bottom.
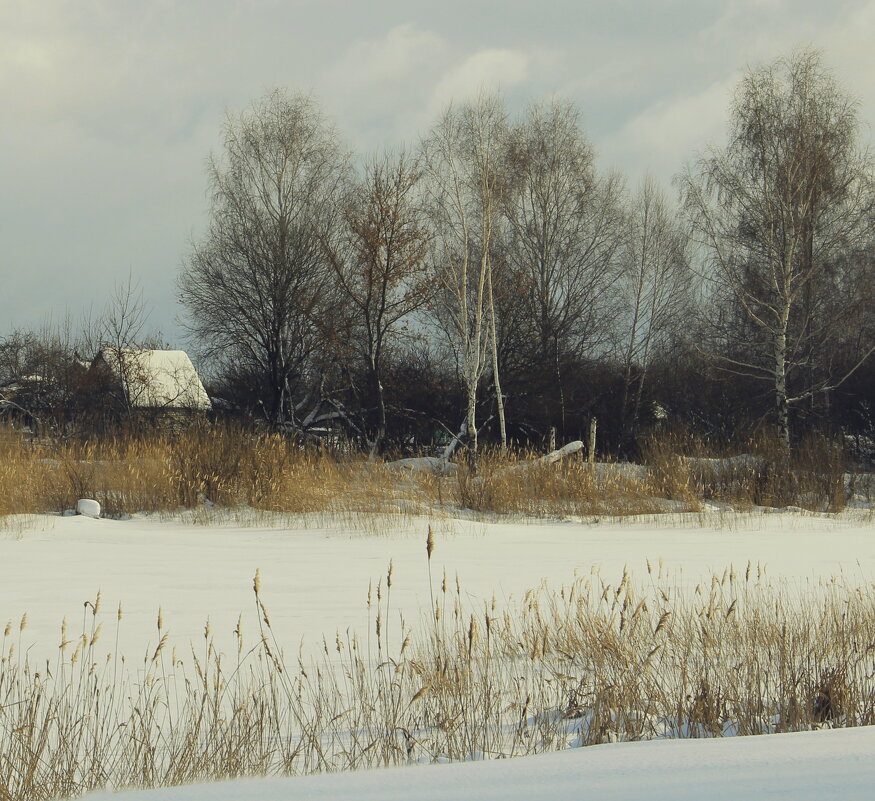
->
left=94, top=348, right=211, bottom=411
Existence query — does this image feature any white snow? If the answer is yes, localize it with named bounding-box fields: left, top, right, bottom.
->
left=90, top=724, right=875, bottom=800
left=385, top=456, right=459, bottom=475
left=3, top=507, right=874, bottom=799
left=94, top=348, right=211, bottom=410
left=3, top=509, right=874, bottom=665
left=76, top=498, right=101, bottom=518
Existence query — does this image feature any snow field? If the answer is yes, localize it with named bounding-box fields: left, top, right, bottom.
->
left=2, top=508, right=872, bottom=667
left=0, top=509, right=873, bottom=799
left=95, top=724, right=875, bottom=801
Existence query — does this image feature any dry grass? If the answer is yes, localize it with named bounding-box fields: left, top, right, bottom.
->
left=0, top=425, right=862, bottom=527
left=2, top=428, right=869, bottom=799
left=641, top=428, right=852, bottom=513
left=450, top=450, right=676, bottom=517
left=1, top=537, right=873, bottom=800
left=0, top=426, right=420, bottom=521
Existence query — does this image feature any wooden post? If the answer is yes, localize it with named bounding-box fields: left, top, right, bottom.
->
left=588, top=417, right=597, bottom=464
left=549, top=426, right=556, bottom=454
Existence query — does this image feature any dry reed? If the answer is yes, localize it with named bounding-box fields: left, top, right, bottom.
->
left=0, top=425, right=860, bottom=524
left=0, top=426, right=415, bottom=521
left=1, top=556, right=873, bottom=800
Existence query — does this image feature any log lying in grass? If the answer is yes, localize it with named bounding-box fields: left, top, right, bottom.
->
left=494, top=441, right=585, bottom=477
left=387, top=442, right=586, bottom=482
left=540, top=440, right=584, bottom=465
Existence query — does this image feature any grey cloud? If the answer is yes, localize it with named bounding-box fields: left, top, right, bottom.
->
left=1, top=1, right=873, bottom=343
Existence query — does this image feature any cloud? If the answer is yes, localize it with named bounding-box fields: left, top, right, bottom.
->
left=2, top=1, right=874, bottom=343
left=318, top=24, right=450, bottom=149
left=0, top=5, right=206, bottom=144
left=601, top=74, right=740, bottom=183
left=322, top=31, right=536, bottom=149
left=5, top=37, right=55, bottom=72
left=820, top=2, right=875, bottom=130
left=429, top=48, right=530, bottom=114
left=326, top=24, right=446, bottom=89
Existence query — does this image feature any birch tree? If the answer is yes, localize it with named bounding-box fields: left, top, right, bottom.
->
left=422, top=94, right=509, bottom=455
left=618, top=176, right=691, bottom=443
left=504, top=100, right=624, bottom=431
left=326, top=150, right=431, bottom=456
left=681, top=50, right=874, bottom=450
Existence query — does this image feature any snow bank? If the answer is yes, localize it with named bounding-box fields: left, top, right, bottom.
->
left=5, top=510, right=875, bottom=799
left=91, top=725, right=875, bottom=800
left=682, top=453, right=767, bottom=476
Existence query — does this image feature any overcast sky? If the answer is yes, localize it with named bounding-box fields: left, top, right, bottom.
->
left=2, top=0, right=874, bottom=345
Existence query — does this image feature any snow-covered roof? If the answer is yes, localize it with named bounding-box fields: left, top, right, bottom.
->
left=94, top=348, right=211, bottom=411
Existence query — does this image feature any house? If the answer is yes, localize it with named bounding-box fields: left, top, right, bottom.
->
left=90, top=348, right=211, bottom=425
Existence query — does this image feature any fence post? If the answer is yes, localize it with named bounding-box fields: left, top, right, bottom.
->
left=588, top=417, right=597, bottom=464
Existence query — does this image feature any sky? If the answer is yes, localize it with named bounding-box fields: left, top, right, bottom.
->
left=2, top=0, right=874, bottom=346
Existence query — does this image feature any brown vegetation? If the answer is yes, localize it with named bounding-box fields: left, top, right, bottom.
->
left=0, top=425, right=857, bottom=523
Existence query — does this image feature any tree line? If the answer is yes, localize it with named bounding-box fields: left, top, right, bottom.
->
left=3, top=50, right=875, bottom=458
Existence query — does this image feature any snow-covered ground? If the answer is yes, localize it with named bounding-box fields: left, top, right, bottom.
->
left=0, top=510, right=860, bottom=659
left=2, top=507, right=874, bottom=799
left=2, top=508, right=872, bottom=664
left=93, top=724, right=875, bottom=801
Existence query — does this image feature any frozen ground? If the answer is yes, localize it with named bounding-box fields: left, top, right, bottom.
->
left=2, top=508, right=874, bottom=665
left=93, top=724, right=875, bottom=800
left=2, top=507, right=874, bottom=799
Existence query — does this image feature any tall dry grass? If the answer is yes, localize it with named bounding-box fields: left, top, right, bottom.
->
left=0, top=424, right=862, bottom=525
left=1, top=541, right=873, bottom=800
left=445, top=428, right=855, bottom=517
left=450, top=449, right=674, bottom=517
left=640, top=428, right=852, bottom=513
left=0, top=425, right=417, bottom=521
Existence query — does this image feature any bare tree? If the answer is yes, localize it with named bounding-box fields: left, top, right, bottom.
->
left=326, top=150, right=432, bottom=456
left=681, top=50, right=875, bottom=450
left=88, top=276, right=156, bottom=417
left=0, top=277, right=171, bottom=435
left=618, top=176, right=691, bottom=443
left=179, top=90, right=348, bottom=430
left=0, top=320, right=84, bottom=435
left=504, top=100, right=625, bottom=432
left=422, top=93, right=509, bottom=455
